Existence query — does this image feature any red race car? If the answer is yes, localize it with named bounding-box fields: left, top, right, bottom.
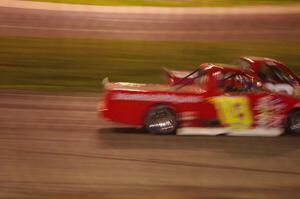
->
left=99, top=63, right=300, bottom=136
left=166, top=56, right=300, bottom=96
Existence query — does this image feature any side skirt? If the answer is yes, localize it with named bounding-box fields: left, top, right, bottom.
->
left=176, top=127, right=283, bottom=137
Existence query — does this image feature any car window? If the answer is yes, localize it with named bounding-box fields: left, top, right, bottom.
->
left=258, top=64, right=272, bottom=81
left=220, top=72, right=256, bottom=93
left=232, top=59, right=251, bottom=70
left=258, top=63, right=294, bottom=84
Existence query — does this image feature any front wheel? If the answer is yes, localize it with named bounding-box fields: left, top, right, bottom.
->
left=144, top=105, right=177, bottom=135
left=286, top=109, right=300, bottom=134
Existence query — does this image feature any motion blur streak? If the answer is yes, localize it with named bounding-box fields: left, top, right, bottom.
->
left=0, top=92, right=300, bottom=198
left=1, top=0, right=300, bottom=14
left=0, top=7, right=299, bottom=40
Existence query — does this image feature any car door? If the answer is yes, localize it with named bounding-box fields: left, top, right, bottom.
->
left=210, top=73, right=286, bottom=133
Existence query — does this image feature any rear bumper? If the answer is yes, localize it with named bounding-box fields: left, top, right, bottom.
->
left=98, top=101, right=109, bottom=119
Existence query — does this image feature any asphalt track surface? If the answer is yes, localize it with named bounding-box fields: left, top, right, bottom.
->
left=1, top=91, right=300, bottom=198
left=0, top=6, right=300, bottom=40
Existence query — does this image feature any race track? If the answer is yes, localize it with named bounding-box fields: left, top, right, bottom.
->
left=1, top=92, right=300, bottom=198
left=0, top=6, right=300, bottom=40
left=1, top=2, right=300, bottom=198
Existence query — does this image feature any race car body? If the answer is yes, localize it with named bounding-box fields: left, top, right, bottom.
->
left=166, top=57, right=300, bottom=96
left=99, top=63, right=300, bottom=136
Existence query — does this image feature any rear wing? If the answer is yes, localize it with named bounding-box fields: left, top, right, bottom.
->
left=102, top=77, right=110, bottom=89
left=163, top=67, right=198, bottom=85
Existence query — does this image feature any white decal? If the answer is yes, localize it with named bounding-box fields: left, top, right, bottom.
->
left=113, top=93, right=202, bottom=103
left=178, top=111, right=198, bottom=121
left=254, top=96, right=286, bottom=128
left=265, top=83, right=294, bottom=95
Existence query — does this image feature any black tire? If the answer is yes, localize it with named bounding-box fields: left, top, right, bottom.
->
left=286, top=109, right=300, bottom=134
left=144, top=105, right=177, bottom=135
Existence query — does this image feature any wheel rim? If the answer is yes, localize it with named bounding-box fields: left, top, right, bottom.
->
left=290, top=112, right=300, bottom=133
left=147, top=108, right=176, bottom=134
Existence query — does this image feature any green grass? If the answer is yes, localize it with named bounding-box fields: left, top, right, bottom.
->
left=27, top=0, right=300, bottom=7
left=0, top=37, right=300, bottom=92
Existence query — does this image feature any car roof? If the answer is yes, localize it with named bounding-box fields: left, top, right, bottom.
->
left=200, top=63, right=244, bottom=73
left=240, top=56, right=281, bottom=64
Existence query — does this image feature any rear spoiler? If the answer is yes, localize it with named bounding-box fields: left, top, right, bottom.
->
left=163, top=67, right=174, bottom=78
left=102, top=77, right=110, bottom=89
left=163, top=67, right=198, bottom=85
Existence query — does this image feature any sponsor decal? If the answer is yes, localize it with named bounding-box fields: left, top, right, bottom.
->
left=265, top=83, right=294, bottom=95
left=113, top=93, right=202, bottom=103
left=178, top=111, right=198, bottom=121
left=254, top=96, right=286, bottom=128
left=210, top=96, right=253, bottom=129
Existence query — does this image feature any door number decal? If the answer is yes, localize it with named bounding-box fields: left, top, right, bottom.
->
left=211, top=96, right=253, bottom=129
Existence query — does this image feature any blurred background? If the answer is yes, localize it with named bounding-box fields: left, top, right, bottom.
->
left=1, top=0, right=300, bottom=92
left=1, top=1, right=300, bottom=199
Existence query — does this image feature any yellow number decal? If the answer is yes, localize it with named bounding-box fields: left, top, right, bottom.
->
left=211, top=96, right=253, bottom=129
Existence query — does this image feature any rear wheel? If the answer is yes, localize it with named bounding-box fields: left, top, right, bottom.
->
left=144, top=105, right=177, bottom=135
left=286, top=109, right=300, bottom=134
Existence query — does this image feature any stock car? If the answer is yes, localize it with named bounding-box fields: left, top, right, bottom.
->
left=99, top=63, right=300, bottom=136
left=166, top=56, right=300, bottom=96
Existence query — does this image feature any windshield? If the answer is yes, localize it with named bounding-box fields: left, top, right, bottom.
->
left=232, top=58, right=251, bottom=71
left=258, top=63, right=295, bottom=84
